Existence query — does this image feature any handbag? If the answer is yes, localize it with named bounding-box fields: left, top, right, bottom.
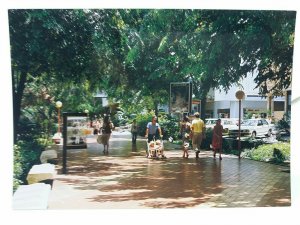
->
left=97, top=134, right=103, bottom=144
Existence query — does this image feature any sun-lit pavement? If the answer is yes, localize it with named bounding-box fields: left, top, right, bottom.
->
left=48, top=130, right=290, bottom=209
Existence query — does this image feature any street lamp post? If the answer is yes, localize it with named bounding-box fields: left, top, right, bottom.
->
left=52, top=101, right=63, bottom=144
left=235, top=90, right=245, bottom=159
left=56, top=101, right=63, bottom=133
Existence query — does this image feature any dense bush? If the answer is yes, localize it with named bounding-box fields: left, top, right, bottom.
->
left=241, top=142, right=290, bottom=163
left=19, top=110, right=56, bottom=138
left=222, top=138, right=236, bottom=154
left=201, top=129, right=213, bottom=149
left=111, top=115, right=128, bottom=127
left=13, top=117, right=53, bottom=190
left=135, top=112, right=154, bottom=136
left=14, top=139, right=45, bottom=188
left=276, top=113, right=291, bottom=134
left=13, top=145, right=23, bottom=191
left=159, top=114, right=180, bottom=140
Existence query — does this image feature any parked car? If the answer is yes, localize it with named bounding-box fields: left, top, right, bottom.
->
left=205, top=118, right=239, bottom=135
left=228, top=118, right=275, bottom=138
left=205, top=118, right=218, bottom=129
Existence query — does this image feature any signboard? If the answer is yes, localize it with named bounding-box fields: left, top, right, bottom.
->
left=66, top=116, right=92, bottom=148
left=62, top=112, right=89, bottom=174
left=169, top=82, right=192, bottom=115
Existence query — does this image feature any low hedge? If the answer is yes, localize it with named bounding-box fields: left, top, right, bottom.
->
left=241, top=142, right=290, bottom=163
left=13, top=137, right=52, bottom=191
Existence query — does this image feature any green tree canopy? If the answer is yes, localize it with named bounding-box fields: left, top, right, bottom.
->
left=9, top=9, right=296, bottom=140
left=9, top=9, right=120, bottom=139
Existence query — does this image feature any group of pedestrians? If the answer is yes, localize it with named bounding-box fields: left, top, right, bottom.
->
left=94, top=113, right=223, bottom=160
left=179, top=112, right=223, bottom=159
left=140, top=112, right=223, bottom=160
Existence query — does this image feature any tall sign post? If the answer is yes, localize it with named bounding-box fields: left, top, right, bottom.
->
left=62, top=112, right=88, bottom=174
left=235, top=90, right=245, bottom=159
left=169, top=82, right=192, bottom=117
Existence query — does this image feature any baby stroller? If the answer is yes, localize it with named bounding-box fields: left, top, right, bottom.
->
left=146, top=138, right=166, bottom=159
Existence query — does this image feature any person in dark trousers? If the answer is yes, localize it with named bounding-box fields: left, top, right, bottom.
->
left=145, top=116, right=163, bottom=157
left=131, top=119, right=138, bottom=144
left=145, top=116, right=163, bottom=142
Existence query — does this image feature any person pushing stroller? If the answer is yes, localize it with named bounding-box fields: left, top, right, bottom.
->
left=145, top=116, right=164, bottom=158
left=145, top=116, right=162, bottom=142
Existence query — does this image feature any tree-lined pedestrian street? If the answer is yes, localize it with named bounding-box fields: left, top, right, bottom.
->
left=48, top=131, right=290, bottom=209
left=9, top=8, right=294, bottom=213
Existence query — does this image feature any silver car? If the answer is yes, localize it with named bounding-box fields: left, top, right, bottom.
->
left=228, top=119, right=274, bottom=138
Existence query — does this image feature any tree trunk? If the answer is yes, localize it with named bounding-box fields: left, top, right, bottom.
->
left=13, top=70, right=27, bottom=143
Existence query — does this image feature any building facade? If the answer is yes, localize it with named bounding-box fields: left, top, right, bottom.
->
left=205, top=75, right=286, bottom=121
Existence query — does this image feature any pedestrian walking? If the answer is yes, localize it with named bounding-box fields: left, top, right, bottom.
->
left=145, top=116, right=163, bottom=157
left=145, top=116, right=163, bottom=142
left=180, top=115, right=191, bottom=158
left=212, top=118, right=223, bottom=160
left=100, top=116, right=114, bottom=154
left=191, top=112, right=206, bottom=158
left=131, top=119, right=138, bottom=144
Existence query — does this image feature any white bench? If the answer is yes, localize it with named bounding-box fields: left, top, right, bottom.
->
left=40, top=150, right=58, bottom=164
left=13, top=183, right=51, bottom=210
left=27, top=163, right=56, bottom=186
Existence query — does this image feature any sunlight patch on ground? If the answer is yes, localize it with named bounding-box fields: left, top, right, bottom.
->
left=143, top=197, right=202, bottom=208
left=276, top=198, right=291, bottom=204
left=98, top=189, right=151, bottom=196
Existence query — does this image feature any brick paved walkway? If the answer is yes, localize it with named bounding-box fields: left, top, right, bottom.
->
left=48, top=132, right=290, bottom=209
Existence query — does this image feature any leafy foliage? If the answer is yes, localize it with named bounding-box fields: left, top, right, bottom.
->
left=276, top=113, right=291, bottom=134
left=13, top=139, right=45, bottom=188
left=158, top=114, right=181, bottom=140
left=195, top=10, right=296, bottom=96
left=201, top=129, right=213, bottom=149
left=241, top=142, right=290, bottom=163
left=9, top=9, right=296, bottom=131
left=9, top=9, right=295, bottom=188
left=13, top=145, right=23, bottom=191
left=9, top=9, right=117, bottom=139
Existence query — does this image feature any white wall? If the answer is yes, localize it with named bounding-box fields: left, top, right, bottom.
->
left=212, top=73, right=269, bottom=118
left=228, top=101, right=239, bottom=118
left=214, top=73, right=259, bottom=101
